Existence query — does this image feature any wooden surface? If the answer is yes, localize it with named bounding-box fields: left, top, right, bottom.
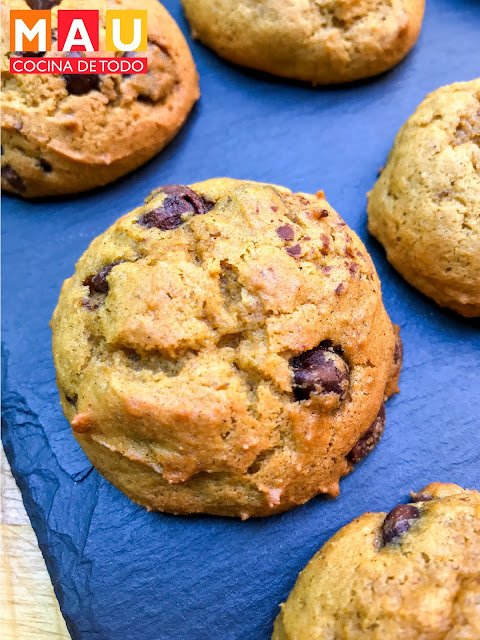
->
left=1, top=446, right=71, bottom=640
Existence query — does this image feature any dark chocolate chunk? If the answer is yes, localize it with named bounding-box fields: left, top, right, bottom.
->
left=13, top=50, right=46, bottom=58
left=161, top=185, right=210, bottom=215
left=348, top=403, right=385, bottom=464
left=286, top=244, right=301, bottom=257
left=276, top=225, right=295, bottom=241
left=65, top=393, right=78, bottom=406
left=2, top=165, right=26, bottom=193
left=411, top=492, right=434, bottom=503
left=63, top=52, right=100, bottom=95
left=138, top=198, right=193, bottom=230
left=320, top=234, right=330, bottom=253
left=81, top=298, right=98, bottom=311
left=26, top=0, right=62, bottom=8
left=39, top=159, right=53, bottom=173
left=138, top=185, right=212, bottom=230
left=202, top=197, right=216, bottom=212
left=381, top=504, right=420, bottom=545
left=38, top=158, right=53, bottom=173
left=84, top=261, right=122, bottom=296
left=291, top=342, right=350, bottom=402
left=394, top=332, right=403, bottom=365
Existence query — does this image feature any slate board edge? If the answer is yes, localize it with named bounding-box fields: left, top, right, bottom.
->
left=1, top=343, right=102, bottom=640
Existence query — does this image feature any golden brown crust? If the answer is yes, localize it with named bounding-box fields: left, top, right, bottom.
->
left=182, top=0, right=425, bottom=85
left=51, top=178, right=400, bottom=518
left=1, top=0, right=199, bottom=197
left=368, top=79, right=480, bottom=317
left=273, top=483, right=480, bottom=639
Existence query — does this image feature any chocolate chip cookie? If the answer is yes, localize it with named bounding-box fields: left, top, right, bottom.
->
left=51, top=178, right=402, bottom=518
left=182, top=0, right=424, bottom=85
left=368, top=79, right=480, bottom=317
left=1, top=0, right=199, bottom=198
left=273, top=483, right=480, bottom=639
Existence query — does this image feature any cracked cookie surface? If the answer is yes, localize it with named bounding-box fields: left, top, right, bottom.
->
left=51, top=178, right=401, bottom=518
left=1, top=0, right=199, bottom=197
left=368, top=79, right=480, bottom=317
left=182, top=0, right=424, bottom=84
left=272, top=483, right=480, bottom=639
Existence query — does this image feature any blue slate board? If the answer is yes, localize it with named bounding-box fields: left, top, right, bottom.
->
left=2, top=1, right=480, bottom=639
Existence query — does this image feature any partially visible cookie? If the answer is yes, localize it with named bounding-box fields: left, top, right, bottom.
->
left=273, top=483, right=480, bottom=639
left=368, top=79, right=480, bottom=317
left=51, top=178, right=401, bottom=518
left=182, top=0, right=424, bottom=84
left=1, top=0, right=199, bottom=198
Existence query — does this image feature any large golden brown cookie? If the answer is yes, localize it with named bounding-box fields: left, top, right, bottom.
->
left=182, top=0, right=424, bottom=84
left=273, top=483, right=480, bottom=639
left=368, top=79, right=480, bottom=317
left=1, top=0, right=199, bottom=197
left=51, top=178, right=401, bottom=518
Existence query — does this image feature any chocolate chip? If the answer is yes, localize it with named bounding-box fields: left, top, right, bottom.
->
left=13, top=50, right=46, bottom=58
left=138, top=201, right=185, bottom=230
left=2, top=165, right=26, bottom=193
left=349, top=263, right=358, bottom=276
left=82, top=298, right=98, bottom=311
left=138, top=185, right=213, bottom=230
left=137, top=94, right=156, bottom=104
left=291, top=342, right=350, bottom=402
left=319, top=210, right=329, bottom=218
left=26, top=0, right=62, bottom=8
left=394, top=332, right=403, bottom=365
left=39, top=159, right=52, bottom=173
left=84, top=261, right=122, bottom=295
left=348, top=403, right=385, bottom=464
left=286, top=244, right=301, bottom=257
left=411, top=492, right=434, bottom=503
left=162, top=184, right=210, bottom=214
left=65, top=393, right=77, bottom=406
left=63, top=52, right=99, bottom=95
left=320, top=234, right=330, bottom=254
left=335, top=283, right=345, bottom=295
left=381, top=504, right=420, bottom=545
left=202, top=197, right=216, bottom=212
left=276, top=225, right=295, bottom=241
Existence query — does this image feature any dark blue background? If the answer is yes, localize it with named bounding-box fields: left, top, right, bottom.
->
left=2, top=1, right=480, bottom=639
